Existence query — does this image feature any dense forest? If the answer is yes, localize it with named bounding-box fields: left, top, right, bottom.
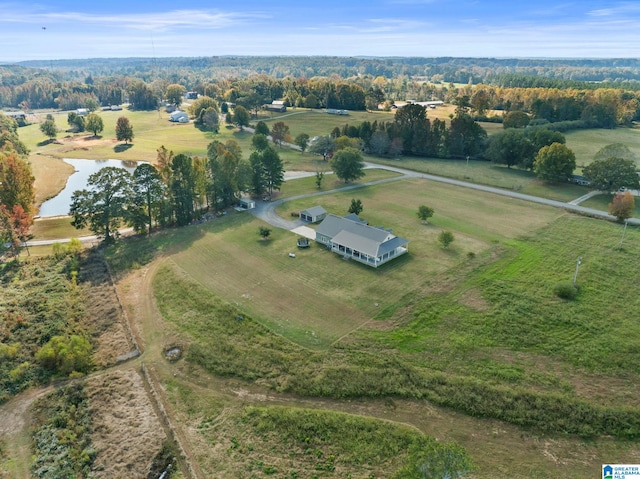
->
left=10, top=56, right=640, bottom=85
left=2, top=57, right=640, bottom=127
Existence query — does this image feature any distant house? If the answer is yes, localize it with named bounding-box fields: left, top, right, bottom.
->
left=110, top=105, right=123, bottom=111
left=264, top=102, right=287, bottom=113
left=76, top=108, right=89, bottom=116
left=326, top=109, right=349, bottom=116
left=4, top=110, right=26, bottom=119
left=300, top=206, right=327, bottom=223
left=315, top=214, right=408, bottom=268
left=390, top=101, right=444, bottom=110
left=238, top=198, right=255, bottom=210
left=186, top=91, right=198, bottom=100
left=169, top=111, right=189, bottom=123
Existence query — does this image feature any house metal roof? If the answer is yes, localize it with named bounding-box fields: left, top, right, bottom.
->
left=316, top=214, right=407, bottom=257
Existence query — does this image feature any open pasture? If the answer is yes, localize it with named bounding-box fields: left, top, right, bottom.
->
left=167, top=178, right=560, bottom=349
left=259, top=108, right=395, bottom=139
left=565, top=125, right=640, bottom=169
left=153, top=200, right=640, bottom=477
left=277, top=168, right=402, bottom=199
left=21, top=109, right=215, bottom=162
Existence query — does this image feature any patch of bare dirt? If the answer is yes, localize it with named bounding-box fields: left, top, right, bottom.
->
left=0, top=386, right=53, bottom=479
left=87, top=369, right=165, bottom=478
left=361, top=319, right=398, bottom=331
left=58, top=135, right=118, bottom=152
left=457, top=287, right=490, bottom=312
left=79, top=250, right=136, bottom=367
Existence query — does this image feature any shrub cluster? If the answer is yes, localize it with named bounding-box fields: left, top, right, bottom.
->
left=553, top=280, right=579, bottom=300
left=0, top=253, right=86, bottom=403
left=30, top=382, right=96, bottom=478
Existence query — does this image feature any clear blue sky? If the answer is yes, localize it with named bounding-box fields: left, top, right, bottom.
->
left=2, top=1, right=639, bottom=62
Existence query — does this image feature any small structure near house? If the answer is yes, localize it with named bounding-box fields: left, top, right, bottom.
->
left=300, top=206, right=327, bottom=223
left=315, top=214, right=408, bottom=268
left=238, top=198, right=255, bottom=210
left=297, top=238, right=310, bottom=248
left=169, top=110, right=189, bottom=123
left=186, top=91, right=198, bottom=100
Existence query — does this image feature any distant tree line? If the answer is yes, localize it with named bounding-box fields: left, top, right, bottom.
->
left=3, top=60, right=640, bottom=129
left=12, top=56, right=640, bottom=85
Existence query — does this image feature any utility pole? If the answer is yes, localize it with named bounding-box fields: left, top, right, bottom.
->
left=573, top=256, right=582, bottom=286
left=618, top=219, right=628, bottom=250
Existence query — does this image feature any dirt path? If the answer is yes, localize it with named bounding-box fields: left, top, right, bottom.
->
left=0, top=386, right=53, bottom=479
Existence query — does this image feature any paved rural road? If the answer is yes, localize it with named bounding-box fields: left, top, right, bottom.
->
left=252, top=161, right=640, bottom=230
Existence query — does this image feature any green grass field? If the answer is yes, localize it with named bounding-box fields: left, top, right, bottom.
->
left=166, top=178, right=560, bottom=349
left=21, top=109, right=217, bottom=162
left=30, top=216, right=93, bottom=240
left=565, top=125, right=640, bottom=169
left=256, top=108, right=396, bottom=138
left=148, top=185, right=640, bottom=477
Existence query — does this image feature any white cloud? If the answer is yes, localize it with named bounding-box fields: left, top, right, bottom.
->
left=0, top=6, right=266, bottom=31
left=588, top=2, right=640, bottom=17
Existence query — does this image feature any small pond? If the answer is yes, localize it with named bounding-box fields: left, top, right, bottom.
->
left=38, top=158, right=144, bottom=218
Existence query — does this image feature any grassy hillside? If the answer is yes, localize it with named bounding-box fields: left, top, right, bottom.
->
left=565, top=125, right=640, bottom=169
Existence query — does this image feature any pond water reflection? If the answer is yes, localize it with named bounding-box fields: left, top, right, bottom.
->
left=38, top=158, right=143, bottom=217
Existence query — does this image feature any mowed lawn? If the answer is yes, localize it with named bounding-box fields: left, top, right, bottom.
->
left=257, top=109, right=395, bottom=139
left=21, top=109, right=217, bottom=162
left=169, top=178, right=560, bottom=349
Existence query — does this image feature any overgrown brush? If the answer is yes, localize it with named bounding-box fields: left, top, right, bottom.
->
left=0, top=250, right=86, bottom=402
left=234, top=406, right=471, bottom=478
left=30, top=382, right=96, bottom=478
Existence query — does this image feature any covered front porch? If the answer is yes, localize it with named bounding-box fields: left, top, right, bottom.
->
left=329, top=241, right=408, bottom=268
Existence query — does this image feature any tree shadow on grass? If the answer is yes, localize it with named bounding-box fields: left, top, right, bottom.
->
left=37, top=139, right=57, bottom=147
left=113, top=143, right=133, bottom=153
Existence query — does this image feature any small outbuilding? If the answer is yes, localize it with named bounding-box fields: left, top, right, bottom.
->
left=238, top=198, right=256, bottom=210
left=169, top=110, right=189, bottom=123
left=300, top=206, right=327, bottom=223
